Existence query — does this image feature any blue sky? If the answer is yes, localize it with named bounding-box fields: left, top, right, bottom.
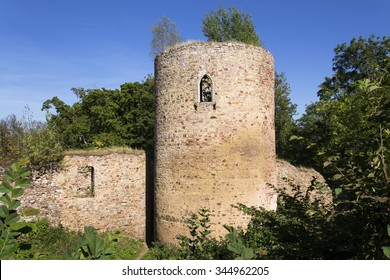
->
left=0, top=0, right=389, bottom=121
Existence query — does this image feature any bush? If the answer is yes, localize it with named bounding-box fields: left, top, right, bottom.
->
left=0, top=162, right=35, bottom=259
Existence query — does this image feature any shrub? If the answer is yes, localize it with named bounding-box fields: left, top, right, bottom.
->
left=0, top=162, right=34, bottom=259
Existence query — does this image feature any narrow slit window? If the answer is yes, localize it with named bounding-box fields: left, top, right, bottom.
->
left=199, top=75, right=213, bottom=102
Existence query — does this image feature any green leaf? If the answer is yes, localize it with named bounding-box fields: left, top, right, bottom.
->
left=10, top=162, right=19, bottom=172
left=241, top=247, right=254, bottom=260
left=3, top=171, right=16, bottom=181
left=8, top=200, right=21, bottom=210
left=323, top=161, right=332, bottom=167
left=0, top=205, right=9, bottom=218
left=335, top=188, right=343, bottom=197
left=382, top=247, right=390, bottom=259
left=387, top=225, right=390, bottom=237
left=11, top=188, right=24, bottom=198
left=289, top=135, right=304, bottom=141
left=17, top=168, right=31, bottom=178
left=10, top=221, right=35, bottom=233
left=333, top=174, right=343, bottom=180
left=227, top=242, right=242, bottom=255
left=0, top=182, right=13, bottom=193
left=0, top=194, right=12, bottom=205
left=15, top=178, right=30, bottom=187
left=5, top=212, right=20, bottom=225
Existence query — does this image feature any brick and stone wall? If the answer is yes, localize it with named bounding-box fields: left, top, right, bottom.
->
left=154, top=41, right=277, bottom=243
left=19, top=151, right=146, bottom=240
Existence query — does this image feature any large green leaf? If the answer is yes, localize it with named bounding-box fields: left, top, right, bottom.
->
left=240, top=247, right=254, bottom=260
left=10, top=221, right=35, bottom=233
left=8, top=200, right=21, bottom=210
left=10, top=162, right=19, bottom=172
left=84, top=226, right=106, bottom=259
left=15, top=178, right=30, bottom=187
left=11, top=188, right=24, bottom=198
left=17, top=168, right=31, bottom=178
left=0, top=194, right=12, bottom=205
left=0, top=182, right=13, bottom=193
left=3, top=171, right=16, bottom=181
left=227, top=242, right=242, bottom=255
left=0, top=205, right=9, bottom=218
left=5, top=212, right=20, bottom=225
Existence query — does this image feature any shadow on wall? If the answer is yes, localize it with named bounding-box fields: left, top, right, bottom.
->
left=145, top=150, right=155, bottom=245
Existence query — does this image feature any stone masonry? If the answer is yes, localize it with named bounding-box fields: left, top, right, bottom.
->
left=19, top=151, right=146, bottom=240
left=154, top=42, right=277, bottom=243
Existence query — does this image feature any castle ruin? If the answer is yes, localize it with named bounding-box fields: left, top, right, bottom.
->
left=15, top=42, right=329, bottom=244
left=154, top=42, right=277, bottom=243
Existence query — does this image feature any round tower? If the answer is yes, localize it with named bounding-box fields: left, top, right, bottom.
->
left=154, top=41, right=277, bottom=243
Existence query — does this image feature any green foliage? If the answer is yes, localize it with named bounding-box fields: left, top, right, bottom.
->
left=318, top=35, right=389, bottom=101
left=274, top=72, right=298, bottom=159
left=286, top=35, right=390, bottom=259
left=16, top=219, right=79, bottom=260
left=66, top=226, right=119, bottom=260
left=142, top=241, right=179, bottom=260
left=43, top=76, right=155, bottom=151
left=382, top=225, right=390, bottom=259
left=224, top=225, right=253, bottom=260
left=18, top=219, right=144, bottom=260
left=202, top=4, right=262, bottom=46
left=0, top=162, right=33, bottom=259
left=20, top=208, right=40, bottom=217
left=0, top=111, right=63, bottom=172
left=236, top=180, right=332, bottom=260
left=150, top=16, right=183, bottom=57
left=177, top=209, right=231, bottom=260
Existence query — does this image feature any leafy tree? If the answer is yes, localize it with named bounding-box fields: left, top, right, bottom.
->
left=290, top=35, right=390, bottom=259
left=0, top=114, right=63, bottom=171
left=150, top=16, right=183, bottom=57
left=274, top=72, right=297, bottom=159
left=43, top=77, right=155, bottom=151
left=318, top=35, right=389, bottom=101
left=202, top=4, right=262, bottom=47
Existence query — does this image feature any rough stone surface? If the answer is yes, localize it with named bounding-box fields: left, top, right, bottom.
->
left=154, top=41, right=277, bottom=243
left=18, top=152, right=146, bottom=240
left=276, top=159, right=332, bottom=205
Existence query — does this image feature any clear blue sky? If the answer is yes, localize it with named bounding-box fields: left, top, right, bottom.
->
left=0, top=0, right=389, bottom=121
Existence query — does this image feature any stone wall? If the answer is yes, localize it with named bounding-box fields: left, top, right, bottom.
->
left=154, top=41, right=277, bottom=243
left=19, top=151, right=146, bottom=240
left=276, top=159, right=332, bottom=205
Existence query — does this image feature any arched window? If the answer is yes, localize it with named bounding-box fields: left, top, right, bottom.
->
left=199, top=75, right=213, bottom=102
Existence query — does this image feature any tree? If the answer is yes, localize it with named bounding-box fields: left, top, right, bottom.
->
left=202, top=4, right=262, bottom=47
left=0, top=113, right=63, bottom=171
left=318, top=35, right=390, bottom=101
left=43, top=77, right=155, bottom=151
left=274, top=72, right=297, bottom=159
left=290, top=35, right=390, bottom=259
left=150, top=16, right=183, bottom=57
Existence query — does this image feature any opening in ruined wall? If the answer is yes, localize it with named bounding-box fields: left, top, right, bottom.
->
left=199, top=74, right=213, bottom=102
left=77, top=165, right=95, bottom=197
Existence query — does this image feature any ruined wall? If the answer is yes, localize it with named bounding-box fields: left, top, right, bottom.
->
left=154, top=42, right=277, bottom=243
left=276, top=159, right=333, bottom=205
left=19, top=151, right=146, bottom=240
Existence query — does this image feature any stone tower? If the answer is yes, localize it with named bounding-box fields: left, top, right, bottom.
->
left=154, top=41, right=277, bottom=243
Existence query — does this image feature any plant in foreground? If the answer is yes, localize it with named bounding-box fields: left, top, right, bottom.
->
left=0, top=162, right=35, bottom=259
